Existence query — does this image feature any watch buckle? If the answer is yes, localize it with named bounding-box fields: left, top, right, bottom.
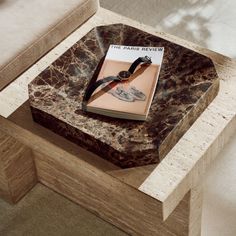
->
left=143, top=56, right=152, bottom=64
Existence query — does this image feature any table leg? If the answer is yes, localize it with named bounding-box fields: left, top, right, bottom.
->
left=0, top=130, right=37, bottom=203
left=189, top=185, right=203, bottom=236
left=162, top=184, right=203, bottom=236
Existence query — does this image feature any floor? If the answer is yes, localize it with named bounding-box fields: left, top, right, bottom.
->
left=100, top=0, right=236, bottom=59
left=1, top=1, right=236, bottom=235
left=0, top=185, right=126, bottom=236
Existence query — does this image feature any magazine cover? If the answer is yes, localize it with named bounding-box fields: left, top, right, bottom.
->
left=86, top=45, right=164, bottom=120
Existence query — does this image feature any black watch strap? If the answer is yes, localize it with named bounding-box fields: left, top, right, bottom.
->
left=128, top=56, right=151, bottom=73
left=82, top=56, right=152, bottom=110
left=83, top=76, right=119, bottom=102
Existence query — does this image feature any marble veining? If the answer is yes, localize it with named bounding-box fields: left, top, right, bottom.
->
left=28, top=24, right=219, bottom=168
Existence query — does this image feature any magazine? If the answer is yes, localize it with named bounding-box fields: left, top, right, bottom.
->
left=83, top=45, right=164, bottom=120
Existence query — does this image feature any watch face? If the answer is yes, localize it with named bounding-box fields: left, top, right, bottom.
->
left=118, top=70, right=131, bottom=80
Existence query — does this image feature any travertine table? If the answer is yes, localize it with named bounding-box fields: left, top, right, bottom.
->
left=0, top=8, right=236, bottom=236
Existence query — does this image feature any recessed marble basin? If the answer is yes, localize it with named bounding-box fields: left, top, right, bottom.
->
left=28, top=24, right=219, bottom=168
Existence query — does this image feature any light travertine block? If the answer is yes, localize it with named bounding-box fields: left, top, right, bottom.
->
left=0, top=0, right=98, bottom=91
left=0, top=131, right=37, bottom=203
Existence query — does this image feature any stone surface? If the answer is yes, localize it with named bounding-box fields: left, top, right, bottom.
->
left=28, top=24, right=219, bottom=168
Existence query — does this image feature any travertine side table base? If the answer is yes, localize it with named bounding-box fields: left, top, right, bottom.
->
left=0, top=8, right=236, bottom=236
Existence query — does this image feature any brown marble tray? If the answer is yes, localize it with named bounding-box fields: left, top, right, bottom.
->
left=28, top=24, right=219, bottom=168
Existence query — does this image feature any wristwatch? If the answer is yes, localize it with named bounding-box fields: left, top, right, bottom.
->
left=82, top=56, right=152, bottom=110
